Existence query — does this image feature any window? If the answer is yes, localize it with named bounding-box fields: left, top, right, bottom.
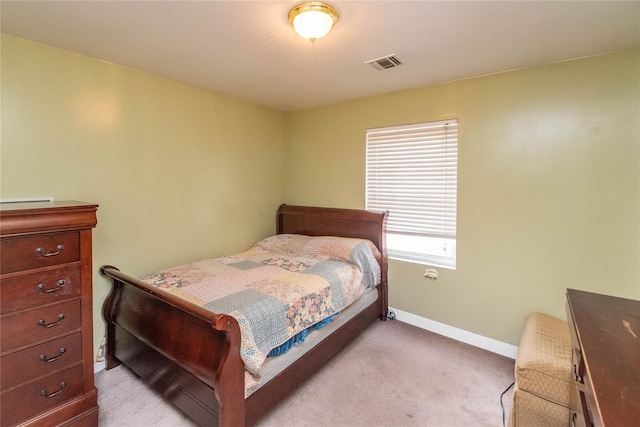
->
left=366, top=119, right=458, bottom=269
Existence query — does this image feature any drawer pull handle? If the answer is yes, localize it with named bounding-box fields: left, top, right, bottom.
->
left=40, top=347, right=66, bottom=363
left=40, top=381, right=67, bottom=399
left=36, top=245, right=64, bottom=257
left=37, top=280, right=66, bottom=293
left=573, top=364, right=582, bottom=383
left=37, top=314, right=65, bottom=328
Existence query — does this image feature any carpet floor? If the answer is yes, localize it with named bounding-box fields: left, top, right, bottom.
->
left=95, top=319, right=515, bottom=426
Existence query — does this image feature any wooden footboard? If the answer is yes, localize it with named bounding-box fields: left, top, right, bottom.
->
left=101, top=204, right=388, bottom=426
left=101, top=265, right=245, bottom=426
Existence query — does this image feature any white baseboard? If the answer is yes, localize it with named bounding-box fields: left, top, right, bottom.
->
left=94, top=360, right=106, bottom=374
left=390, top=307, right=518, bottom=359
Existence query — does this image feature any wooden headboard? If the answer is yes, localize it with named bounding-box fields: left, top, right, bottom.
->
left=276, top=204, right=388, bottom=261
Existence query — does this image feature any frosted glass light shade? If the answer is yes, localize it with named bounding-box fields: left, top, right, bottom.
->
left=288, top=2, right=339, bottom=41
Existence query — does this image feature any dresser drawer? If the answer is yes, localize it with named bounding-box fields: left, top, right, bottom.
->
left=1, top=332, right=82, bottom=391
left=0, top=299, right=81, bottom=352
left=0, top=266, right=81, bottom=314
left=0, top=364, right=83, bottom=426
left=0, top=231, right=80, bottom=275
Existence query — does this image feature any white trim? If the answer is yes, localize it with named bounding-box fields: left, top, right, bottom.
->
left=390, top=307, right=518, bottom=359
left=94, top=361, right=106, bottom=374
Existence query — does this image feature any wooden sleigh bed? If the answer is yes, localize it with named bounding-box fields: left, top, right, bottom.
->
left=100, top=204, right=388, bottom=426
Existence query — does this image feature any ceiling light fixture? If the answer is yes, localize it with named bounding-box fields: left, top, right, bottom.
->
left=288, top=2, right=339, bottom=43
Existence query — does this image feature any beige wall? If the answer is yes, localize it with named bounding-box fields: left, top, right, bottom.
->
left=2, top=33, right=638, bottom=354
left=285, top=49, right=640, bottom=345
left=1, top=34, right=286, bottom=357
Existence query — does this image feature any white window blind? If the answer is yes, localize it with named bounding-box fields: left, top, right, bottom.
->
left=366, top=119, right=458, bottom=268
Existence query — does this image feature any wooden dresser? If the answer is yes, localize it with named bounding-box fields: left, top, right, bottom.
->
left=566, top=288, right=640, bottom=427
left=0, top=201, right=99, bottom=426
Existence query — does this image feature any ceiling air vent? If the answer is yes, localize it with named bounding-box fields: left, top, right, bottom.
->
left=365, top=54, right=402, bottom=71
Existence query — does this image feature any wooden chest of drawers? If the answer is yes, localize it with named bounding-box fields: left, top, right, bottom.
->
left=1, top=201, right=99, bottom=426
left=566, top=288, right=640, bottom=427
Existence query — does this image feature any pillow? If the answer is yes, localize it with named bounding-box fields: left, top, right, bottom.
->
left=252, top=234, right=381, bottom=288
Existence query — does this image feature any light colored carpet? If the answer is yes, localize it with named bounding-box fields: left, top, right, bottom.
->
left=96, top=319, right=515, bottom=426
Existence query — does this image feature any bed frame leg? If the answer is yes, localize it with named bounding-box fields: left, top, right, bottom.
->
left=214, top=315, right=246, bottom=427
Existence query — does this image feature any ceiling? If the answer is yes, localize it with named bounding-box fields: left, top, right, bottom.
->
left=2, top=1, right=639, bottom=112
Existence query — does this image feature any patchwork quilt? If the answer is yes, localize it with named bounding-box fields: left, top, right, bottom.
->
left=140, top=234, right=381, bottom=390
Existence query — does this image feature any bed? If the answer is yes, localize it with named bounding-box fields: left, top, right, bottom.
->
left=100, top=204, right=388, bottom=426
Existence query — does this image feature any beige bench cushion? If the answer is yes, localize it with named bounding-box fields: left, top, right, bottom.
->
left=510, top=384, right=572, bottom=427
left=515, top=311, right=574, bottom=408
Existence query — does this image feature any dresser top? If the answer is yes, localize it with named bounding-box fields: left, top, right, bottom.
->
left=0, top=201, right=98, bottom=236
left=0, top=200, right=97, bottom=213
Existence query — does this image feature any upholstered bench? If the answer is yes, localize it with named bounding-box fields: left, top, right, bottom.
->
left=509, top=312, right=578, bottom=427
